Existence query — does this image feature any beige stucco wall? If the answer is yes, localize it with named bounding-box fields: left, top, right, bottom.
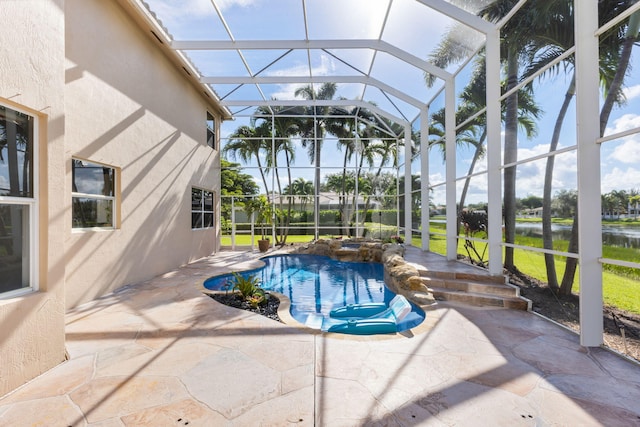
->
left=0, top=0, right=67, bottom=397
left=64, top=0, right=221, bottom=309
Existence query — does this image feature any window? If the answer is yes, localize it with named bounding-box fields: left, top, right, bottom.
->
left=192, top=188, right=214, bottom=229
left=206, top=111, right=216, bottom=149
left=72, top=159, right=116, bottom=229
left=0, top=104, right=37, bottom=296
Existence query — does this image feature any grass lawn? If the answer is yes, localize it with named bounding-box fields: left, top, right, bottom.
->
left=221, top=234, right=315, bottom=246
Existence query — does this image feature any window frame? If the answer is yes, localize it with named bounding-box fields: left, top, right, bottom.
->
left=206, top=111, right=216, bottom=150
left=0, top=103, right=39, bottom=298
left=192, top=187, right=214, bottom=230
left=71, top=158, right=118, bottom=231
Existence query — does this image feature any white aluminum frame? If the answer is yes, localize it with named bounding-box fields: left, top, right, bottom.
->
left=134, top=0, right=619, bottom=347
left=0, top=103, right=39, bottom=299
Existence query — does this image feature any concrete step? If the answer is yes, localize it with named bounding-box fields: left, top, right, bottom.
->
left=419, top=277, right=520, bottom=298
left=429, top=287, right=531, bottom=311
left=414, top=266, right=507, bottom=285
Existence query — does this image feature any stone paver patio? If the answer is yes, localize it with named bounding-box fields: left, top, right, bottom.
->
left=1, top=248, right=639, bottom=426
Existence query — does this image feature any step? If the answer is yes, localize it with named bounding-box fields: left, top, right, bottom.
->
left=429, top=287, right=531, bottom=311
left=414, top=266, right=506, bottom=285
left=419, top=277, right=520, bottom=298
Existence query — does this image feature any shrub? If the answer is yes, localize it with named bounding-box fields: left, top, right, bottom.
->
left=231, top=272, right=261, bottom=299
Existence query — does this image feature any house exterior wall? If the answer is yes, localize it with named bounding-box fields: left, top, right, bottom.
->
left=64, top=0, right=221, bottom=309
left=0, top=0, right=67, bottom=397
left=0, top=0, right=223, bottom=396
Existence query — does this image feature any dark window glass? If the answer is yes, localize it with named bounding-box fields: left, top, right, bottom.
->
left=0, top=204, right=29, bottom=293
left=72, top=198, right=113, bottom=228
left=204, top=213, right=214, bottom=228
left=72, top=160, right=115, bottom=196
left=72, top=159, right=116, bottom=229
left=0, top=106, right=34, bottom=197
left=206, top=112, right=215, bottom=149
left=192, top=187, right=214, bottom=229
left=203, top=191, right=213, bottom=210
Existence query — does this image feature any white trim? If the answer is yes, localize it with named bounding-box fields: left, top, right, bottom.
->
left=420, top=107, right=430, bottom=251
left=445, top=77, right=457, bottom=261
left=0, top=102, right=39, bottom=295
left=575, top=0, right=603, bottom=347
left=172, top=39, right=451, bottom=80
left=486, top=30, right=502, bottom=276
left=600, top=257, right=640, bottom=270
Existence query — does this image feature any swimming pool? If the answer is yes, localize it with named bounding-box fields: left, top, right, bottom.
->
left=203, top=254, right=425, bottom=334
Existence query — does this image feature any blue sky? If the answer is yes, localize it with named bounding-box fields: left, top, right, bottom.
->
left=142, top=0, right=640, bottom=206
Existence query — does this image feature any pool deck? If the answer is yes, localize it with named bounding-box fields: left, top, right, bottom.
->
left=1, top=247, right=640, bottom=426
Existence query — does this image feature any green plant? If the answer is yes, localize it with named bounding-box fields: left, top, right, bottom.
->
left=247, top=288, right=267, bottom=308
left=231, top=272, right=268, bottom=307
left=231, top=272, right=261, bottom=299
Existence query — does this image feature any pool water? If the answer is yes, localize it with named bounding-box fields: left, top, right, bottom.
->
left=203, top=254, right=425, bottom=333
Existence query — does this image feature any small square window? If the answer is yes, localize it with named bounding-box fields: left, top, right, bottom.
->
left=72, top=159, right=117, bottom=229
left=192, top=187, right=214, bottom=229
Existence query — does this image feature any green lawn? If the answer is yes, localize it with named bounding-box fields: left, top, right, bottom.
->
left=221, top=234, right=315, bottom=246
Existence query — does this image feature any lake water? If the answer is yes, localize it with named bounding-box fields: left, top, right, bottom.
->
left=516, top=223, right=640, bottom=249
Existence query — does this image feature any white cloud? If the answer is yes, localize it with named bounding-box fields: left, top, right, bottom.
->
left=602, top=113, right=640, bottom=164
left=148, top=0, right=255, bottom=18
left=146, top=0, right=212, bottom=19
left=267, top=54, right=339, bottom=100
left=602, top=167, right=640, bottom=193
left=605, top=113, right=640, bottom=136
left=428, top=172, right=445, bottom=186
left=216, top=0, right=257, bottom=10
left=609, top=138, right=640, bottom=164
left=623, top=84, right=640, bottom=101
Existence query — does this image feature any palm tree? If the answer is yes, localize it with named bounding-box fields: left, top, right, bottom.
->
left=429, top=62, right=540, bottom=226
left=325, top=105, right=358, bottom=234
left=530, top=1, right=637, bottom=294
left=557, top=4, right=640, bottom=295
left=223, top=122, right=272, bottom=196
left=286, top=177, right=314, bottom=217
left=427, top=1, right=542, bottom=271
left=294, top=82, right=338, bottom=238
left=479, top=0, right=543, bottom=272
left=600, top=9, right=640, bottom=135
left=253, top=105, right=299, bottom=245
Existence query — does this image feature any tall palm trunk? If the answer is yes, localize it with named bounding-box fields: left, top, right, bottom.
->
left=559, top=11, right=640, bottom=296
left=503, top=51, right=520, bottom=271
left=600, top=12, right=640, bottom=135
left=363, top=150, right=392, bottom=230
left=255, top=155, right=270, bottom=199
left=543, top=75, right=575, bottom=293
left=352, top=146, right=367, bottom=232
left=279, top=150, right=294, bottom=246
left=459, top=132, right=486, bottom=212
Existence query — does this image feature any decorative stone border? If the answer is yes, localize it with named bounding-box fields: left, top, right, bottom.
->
left=294, top=238, right=436, bottom=306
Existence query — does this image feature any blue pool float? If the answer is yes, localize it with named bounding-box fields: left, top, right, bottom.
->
left=329, top=302, right=388, bottom=318
left=322, top=295, right=413, bottom=335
